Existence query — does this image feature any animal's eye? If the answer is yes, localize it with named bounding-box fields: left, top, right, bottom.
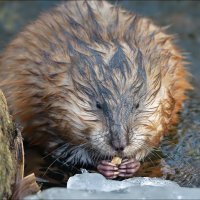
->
left=96, top=101, right=102, bottom=109
left=135, top=103, right=139, bottom=109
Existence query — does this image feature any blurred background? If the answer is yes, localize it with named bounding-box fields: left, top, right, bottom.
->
left=0, top=0, right=200, bottom=187
left=0, top=0, right=200, bottom=86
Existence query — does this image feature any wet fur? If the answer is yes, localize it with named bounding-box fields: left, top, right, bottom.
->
left=0, top=1, right=191, bottom=166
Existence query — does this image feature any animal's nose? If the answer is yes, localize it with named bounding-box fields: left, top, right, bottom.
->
left=110, top=138, right=127, bottom=152
left=110, top=124, right=128, bottom=152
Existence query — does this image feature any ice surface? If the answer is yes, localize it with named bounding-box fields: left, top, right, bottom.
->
left=25, top=172, right=200, bottom=199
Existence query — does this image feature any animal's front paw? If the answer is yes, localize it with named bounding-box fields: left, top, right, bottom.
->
left=118, top=158, right=141, bottom=178
left=97, top=158, right=140, bottom=179
left=97, top=160, right=119, bottom=179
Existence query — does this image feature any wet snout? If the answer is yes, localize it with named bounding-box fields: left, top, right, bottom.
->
left=109, top=125, right=128, bottom=152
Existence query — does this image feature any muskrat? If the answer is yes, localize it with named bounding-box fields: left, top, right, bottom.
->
left=0, top=1, right=191, bottom=179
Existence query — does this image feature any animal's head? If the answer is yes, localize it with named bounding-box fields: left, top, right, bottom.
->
left=63, top=38, right=182, bottom=162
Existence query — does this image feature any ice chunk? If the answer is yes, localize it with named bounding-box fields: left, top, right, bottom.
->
left=67, top=173, right=132, bottom=191
left=67, top=173, right=179, bottom=192
left=25, top=173, right=200, bottom=199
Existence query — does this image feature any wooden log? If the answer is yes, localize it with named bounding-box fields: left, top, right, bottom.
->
left=0, top=90, right=40, bottom=199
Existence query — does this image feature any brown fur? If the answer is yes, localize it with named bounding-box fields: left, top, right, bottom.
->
left=0, top=1, right=191, bottom=165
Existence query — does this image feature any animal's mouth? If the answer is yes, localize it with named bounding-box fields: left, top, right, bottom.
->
left=92, top=141, right=142, bottom=162
left=97, top=149, right=134, bottom=161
